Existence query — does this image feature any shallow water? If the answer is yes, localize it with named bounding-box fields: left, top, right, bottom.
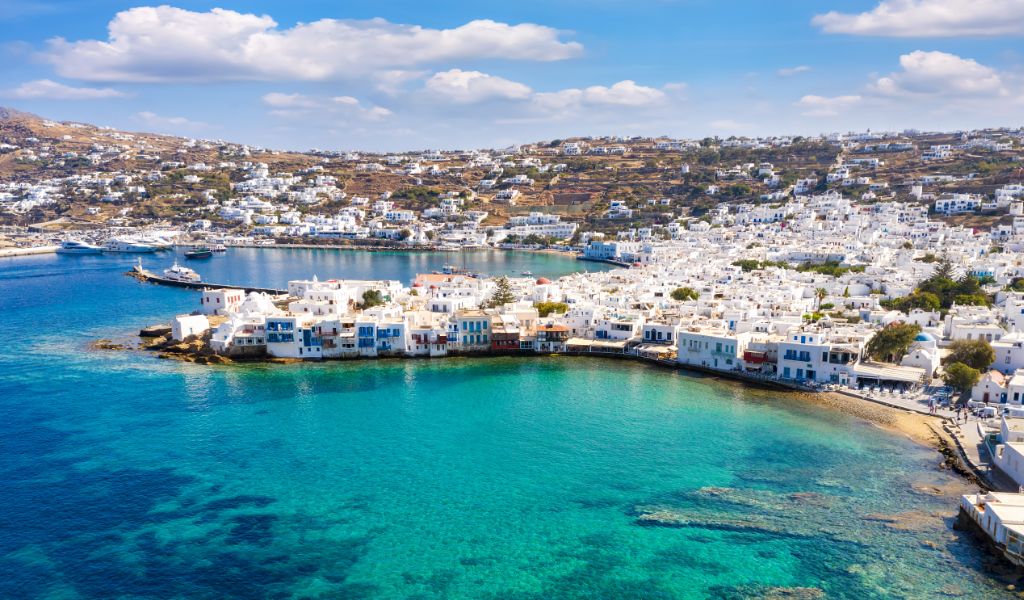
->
left=0, top=251, right=1013, bottom=599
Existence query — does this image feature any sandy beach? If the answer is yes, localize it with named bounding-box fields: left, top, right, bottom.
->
left=810, top=390, right=947, bottom=447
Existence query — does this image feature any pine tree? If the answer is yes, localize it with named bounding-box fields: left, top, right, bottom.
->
left=486, top=276, right=516, bottom=308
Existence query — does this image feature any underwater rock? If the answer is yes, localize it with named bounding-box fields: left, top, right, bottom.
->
left=706, top=584, right=826, bottom=599
left=91, top=339, right=128, bottom=350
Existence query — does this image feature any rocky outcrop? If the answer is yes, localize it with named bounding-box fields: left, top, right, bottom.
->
left=145, top=332, right=233, bottom=365
left=91, top=339, right=129, bottom=350
left=139, top=324, right=171, bottom=338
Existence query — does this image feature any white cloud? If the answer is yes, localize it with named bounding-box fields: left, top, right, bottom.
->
left=533, top=80, right=667, bottom=113
left=796, top=94, right=863, bottom=116
left=261, top=92, right=392, bottom=121
left=582, top=80, right=667, bottom=106
left=813, top=0, right=1024, bottom=37
left=870, top=50, right=1007, bottom=96
left=424, top=69, right=532, bottom=103
left=777, top=65, right=811, bottom=77
left=42, top=6, right=583, bottom=83
left=132, top=111, right=206, bottom=131
left=332, top=96, right=360, bottom=106
left=372, top=70, right=429, bottom=95
left=261, top=92, right=319, bottom=108
left=4, top=79, right=126, bottom=100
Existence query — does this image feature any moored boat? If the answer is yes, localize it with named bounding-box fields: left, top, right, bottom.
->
left=103, top=239, right=157, bottom=253
left=185, top=246, right=213, bottom=259
left=137, top=235, right=173, bottom=251
left=57, top=240, right=102, bottom=255
left=162, top=261, right=202, bottom=283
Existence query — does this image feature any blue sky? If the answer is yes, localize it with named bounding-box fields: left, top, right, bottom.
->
left=1, top=0, right=1022, bottom=150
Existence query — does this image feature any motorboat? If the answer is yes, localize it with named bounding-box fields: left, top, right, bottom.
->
left=211, top=244, right=227, bottom=253
left=57, top=240, right=102, bottom=255
left=102, top=238, right=157, bottom=253
left=185, top=246, right=213, bottom=259
left=163, top=261, right=201, bottom=283
left=520, top=271, right=534, bottom=277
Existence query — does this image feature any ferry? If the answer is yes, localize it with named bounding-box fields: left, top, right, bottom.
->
left=185, top=246, right=213, bottom=259
left=162, top=261, right=201, bottom=284
left=57, top=240, right=102, bottom=255
left=103, top=239, right=158, bottom=253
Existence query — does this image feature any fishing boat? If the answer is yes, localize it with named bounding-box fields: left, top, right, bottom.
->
left=103, top=238, right=157, bottom=253
left=57, top=240, right=102, bottom=255
left=184, top=246, right=213, bottom=259
left=440, top=264, right=466, bottom=275
left=162, top=261, right=201, bottom=283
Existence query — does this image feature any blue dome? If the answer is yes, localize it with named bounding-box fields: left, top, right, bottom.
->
left=914, top=332, right=936, bottom=342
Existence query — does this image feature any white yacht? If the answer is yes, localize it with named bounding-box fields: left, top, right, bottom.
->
left=138, top=235, right=173, bottom=251
left=57, top=240, right=102, bottom=255
left=162, top=261, right=201, bottom=283
left=102, top=239, right=157, bottom=253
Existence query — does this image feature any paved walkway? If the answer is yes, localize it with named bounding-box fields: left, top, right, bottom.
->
left=835, top=386, right=955, bottom=419
left=948, top=416, right=1019, bottom=491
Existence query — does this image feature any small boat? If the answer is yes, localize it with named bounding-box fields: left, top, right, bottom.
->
left=520, top=271, right=533, bottom=277
left=57, top=240, right=102, bottom=254
left=185, top=246, right=213, bottom=259
left=163, top=261, right=201, bottom=283
left=103, top=239, right=157, bottom=253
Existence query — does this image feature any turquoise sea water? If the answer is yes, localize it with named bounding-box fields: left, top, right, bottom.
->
left=0, top=250, right=1014, bottom=599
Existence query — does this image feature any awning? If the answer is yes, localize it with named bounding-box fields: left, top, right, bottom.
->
left=853, top=362, right=925, bottom=383
left=566, top=337, right=628, bottom=349
left=635, top=344, right=675, bottom=355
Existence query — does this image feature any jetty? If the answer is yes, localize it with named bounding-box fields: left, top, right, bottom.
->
left=126, top=264, right=287, bottom=295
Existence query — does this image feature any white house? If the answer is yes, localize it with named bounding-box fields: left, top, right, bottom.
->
left=172, top=314, right=210, bottom=341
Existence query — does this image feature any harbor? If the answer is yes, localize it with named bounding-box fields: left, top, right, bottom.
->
left=127, top=262, right=287, bottom=295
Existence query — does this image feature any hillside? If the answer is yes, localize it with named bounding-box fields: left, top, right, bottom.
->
left=1, top=107, right=1021, bottom=237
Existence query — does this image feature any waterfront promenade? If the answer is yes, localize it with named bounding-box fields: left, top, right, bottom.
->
left=0, top=245, right=57, bottom=257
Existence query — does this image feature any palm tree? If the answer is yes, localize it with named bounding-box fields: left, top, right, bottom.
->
left=815, top=287, right=827, bottom=310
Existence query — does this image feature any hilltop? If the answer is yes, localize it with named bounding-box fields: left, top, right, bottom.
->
left=0, top=107, right=1021, bottom=240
